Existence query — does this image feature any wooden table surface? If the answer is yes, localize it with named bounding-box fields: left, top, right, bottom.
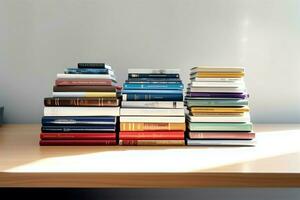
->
left=1, top=124, right=300, bottom=188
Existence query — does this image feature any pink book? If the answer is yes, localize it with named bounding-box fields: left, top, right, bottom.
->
left=189, top=132, right=255, bottom=139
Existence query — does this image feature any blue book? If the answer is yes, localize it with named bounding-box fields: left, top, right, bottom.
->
left=122, top=89, right=182, bottom=94
left=128, top=73, right=179, bottom=79
left=64, top=68, right=109, bottom=74
left=42, top=116, right=116, bottom=126
left=123, top=83, right=183, bottom=90
left=127, top=78, right=182, bottom=82
left=41, top=125, right=116, bottom=132
left=123, top=93, right=183, bottom=101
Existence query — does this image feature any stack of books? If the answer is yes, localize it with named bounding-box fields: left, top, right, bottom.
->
left=185, top=66, right=255, bottom=146
left=119, top=69, right=186, bottom=146
left=40, top=63, right=120, bottom=146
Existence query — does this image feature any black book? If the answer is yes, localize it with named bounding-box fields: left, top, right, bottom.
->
left=78, top=63, right=108, bottom=69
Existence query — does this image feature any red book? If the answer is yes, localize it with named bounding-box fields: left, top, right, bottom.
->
left=189, top=132, right=255, bottom=139
left=39, top=139, right=117, bottom=146
left=40, top=133, right=116, bottom=140
left=119, top=131, right=184, bottom=140
left=55, top=78, right=113, bottom=86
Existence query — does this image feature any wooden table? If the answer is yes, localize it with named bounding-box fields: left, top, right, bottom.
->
left=1, top=124, right=300, bottom=188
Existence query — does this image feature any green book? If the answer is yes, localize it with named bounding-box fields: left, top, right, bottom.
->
left=188, top=122, right=252, bottom=131
left=186, top=99, right=248, bottom=107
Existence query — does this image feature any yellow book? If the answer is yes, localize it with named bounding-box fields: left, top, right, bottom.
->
left=120, top=122, right=186, bottom=131
left=190, top=106, right=249, bottom=113
left=85, top=92, right=116, bottom=98
left=195, top=72, right=245, bottom=78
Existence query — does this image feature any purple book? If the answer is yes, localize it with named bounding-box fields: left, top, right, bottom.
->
left=188, top=92, right=249, bottom=99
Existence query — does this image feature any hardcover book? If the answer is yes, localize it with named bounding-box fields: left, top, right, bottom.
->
left=119, top=140, right=185, bottom=146
left=186, top=139, right=255, bottom=146
left=188, top=92, right=248, bottom=99
left=41, top=125, right=116, bottom=132
left=40, top=133, right=117, bottom=140
left=123, top=82, right=183, bottom=90
left=128, top=73, right=179, bottom=79
left=44, top=107, right=120, bottom=116
left=186, top=99, right=248, bottom=107
left=53, top=86, right=116, bottom=92
left=77, top=63, right=112, bottom=70
left=120, top=122, right=186, bottom=131
left=188, top=132, right=255, bottom=140
left=188, top=122, right=253, bottom=132
left=64, top=68, right=111, bottom=74
left=190, top=106, right=249, bottom=114
left=128, top=69, right=180, bottom=74
left=127, top=78, right=182, bottom=82
left=120, top=116, right=185, bottom=123
left=123, top=93, right=183, bottom=101
left=119, top=131, right=184, bottom=140
left=57, top=73, right=115, bottom=80
left=120, top=108, right=185, bottom=116
left=52, top=92, right=116, bottom=98
left=121, top=101, right=184, bottom=108
left=122, top=89, right=182, bottom=94
left=42, top=116, right=116, bottom=125
left=55, top=78, right=115, bottom=86
left=44, top=97, right=119, bottom=107
left=187, top=113, right=250, bottom=123
left=40, top=139, right=117, bottom=146
left=190, top=66, right=245, bottom=74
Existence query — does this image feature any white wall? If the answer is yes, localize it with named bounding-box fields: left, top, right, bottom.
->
left=1, top=0, right=300, bottom=123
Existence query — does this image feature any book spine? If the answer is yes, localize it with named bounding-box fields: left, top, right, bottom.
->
left=123, top=83, right=183, bottom=90
left=44, top=98, right=118, bottom=107
left=119, top=131, right=184, bottom=140
left=41, top=126, right=115, bottom=132
left=120, top=122, right=186, bottom=131
left=189, top=132, right=255, bottom=139
left=65, top=68, right=109, bottom=74
left=77, top=63, right=105, bottom=68
left=40, top=133, right=116, bottom=140
left=119, top=140, right=185, bottom=146
left=128, top=74, right=179, bottom=78
left=127, top=78, right=182, bottom=82
left=53, top=86, right=116, bottom=92
left=55, top=79, right=112, bottom=86
left=40, top=139, right=117, bottom=146
left=123, top=94, right=183, bottom=101
left=52, top=92, right=117, bottom=98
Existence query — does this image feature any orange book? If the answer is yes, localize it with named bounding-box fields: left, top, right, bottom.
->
left=120, top=122, right=186, bottom=131
left=119, top=140, right=185, bottom=146
left=196, top=72, right=244, bottom=78
left=190, top=106, right=249, bottom=114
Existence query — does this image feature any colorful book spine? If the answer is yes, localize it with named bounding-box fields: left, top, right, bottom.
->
left=53, top=86, right=116, bottom=92
left=189, top=132, right=255, bottom=139
left=188, top=122, right=253, bottom=132
left=65, top=68, right=109, bottom=74
left=120, top=122, right=186, bottom=131
left=41, top=125, right=116, bottom=132
left=42, top=116, right=116, bottom=125
left=128, top=73, right=179, bottom=78
left=44, top=97, right=119, bottom=107
left=55, top=78, right=114, bottom=86
left=123, top=93, right=183, bottom=101
left=52, top=92, right=116, bottom=98
left=127, top=78, right=182, bottom=82
left=40, top=140, right=117, bottom=146
left=78, top=63, right=108, bottom=68
left=119, top=131, right=184, bottom=140
left=40, top=133, right=116, bottom=140
left=122, top=89, right=182, bottom=94
left=119, top=140, right=185, bottom=146
left=123, top=83, right=183, bottom=90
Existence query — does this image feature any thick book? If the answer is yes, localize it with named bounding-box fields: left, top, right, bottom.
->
left=123, top=93, right=183, bottom=101
left=128, top=73, right=179, bottom=79
left=188, top=122, right=253, bottom=132
left=122, top=89, right=182, bottom=94
left=191, top=66, right=245, bottom=73
left=119, top=131, right=184, bottom=140
left=128, top=69, right=180, bottom=74
left=186, top=139, right=255, bottom=146
left=44, top=97, right=119, bottom=107
left=120, top=116, right=185, bottom=123
left=190, top=106, right=249, bottom=114
left=120, top=108, right=184, bottom=116
left=123, top=83, right=183, bottom=90
left=119, top=140, right=185, bottom=146
left=40, top=133, right=116, bottom=140
left=57, top=74, right=115, bottom=80
left=187, top=113, right=250, bottom=123
left=52, top=92, right=116, bottom=98
left=53, top=86, right=116, bottom=92
left=42, top=116, right=116, bottom=126
left=55, top=78, right=114, bottom=86
left=188, top=92, right=248, bottom=99
left=127, top=78, right=182, bottom=82
left=186, top=99, right=248, bottom=107
left=64, top=68, right=111, bottom=74
left=189, top=132, right=255, bottom=140
left=187, top=87, right=245, bottom=93
left=77, top=63, right=112, bottom=70
left=120, top=122, right=186, bottom=131
left=44, top=107, right=120, bottom=116
left=40, top=139, right=117, bottom=146
left=41, top=125, right=115, bottom=132
left=121, top=101, right=184, bottom=108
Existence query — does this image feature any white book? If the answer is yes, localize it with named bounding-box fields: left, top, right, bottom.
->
left=44, top=107, right=120, bottom=116
left=52, top=92, right=116, bottom=98
left=121, top=101, right=184, bottom=108
left=190, top=81, right=244, bottom=88
left=128, top=69, right=180, bottom=74
left=187, top=139, right=255, bottom=146
left=187, top=113, right=250, bottom=123
left=57, top=73, right=116, bottom=80
left=120, top=108, right=184, bottom=116
left=187, top=87, right=246, bottom=93
left=120, top=116, right=185, bottom=123
left=191, top=77, right=243, bottom=82
left=190, top=66, right=245, bottom=73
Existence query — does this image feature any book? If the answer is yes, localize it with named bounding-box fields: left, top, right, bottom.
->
left=186, top=139, right=255, bottom=146
left=52, top=92, right=116, bottom=98
left=191, top=72, right=244, bottom=78
left=189, top=132, right=255, bottom=139
left=120, top=122, right=186, bottom=131
left=188, top=122, right=253, bottom=132
left=55, top=78, right=114, bottom=86
left=40, top=139, right=117, bottom=146
left=42, top=116, right=116, bottom=125
left=190, top=106, right=249, bottom=114
left=77, top=63, right=112, bottom=70
left=53, top=86, right=116, bottom=92
left=190, top=81, right=243, bottom=88
left=121, top=101, right=184, bottom=108
left=119, top=131, right=184, bottom=140
left=128, top=73, right=179, bottom=78
left=191, top=77, right=243, bottom=82
left=127, top=78, right=182, bottom=82
left=41, top=125, right=116, bottom=132
left=120, top=116, right=185, bottom=123
left=122, top=89, right=182, bottom=94
left=57, top=74, right=115, bottom=80
left=191, top=66, right=245, bottom=73
left=44, top=97, right=119, bottom=107
left=188, top=92, right=248, bottom=99
left=44, top=107, right=120, bottom=116
left=64, top=68, right=111, bottom=74
left=187, top=113, right=250, bottom=123
left=119, top=140, right=185, bottom=146
left=187, top=87, right=245, bottom=93
left=123, top=93, right=183, bottom=101
left=120, top=108, right=184, bottom=116
left=186, top=99, right=248, bottom=107
left=128, top=69, right=180, bottom=74
left=123, top=82, right=183, bottom=90
left=40, top=133, right=116, bottom=140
